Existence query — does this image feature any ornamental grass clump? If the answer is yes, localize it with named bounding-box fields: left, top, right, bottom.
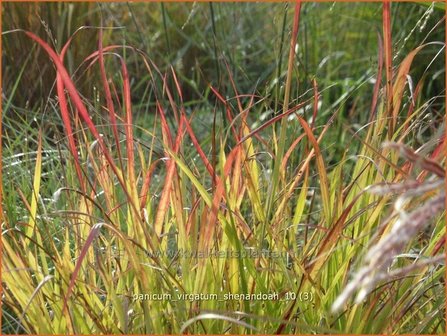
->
left=2, top=2, right=445, bottom=334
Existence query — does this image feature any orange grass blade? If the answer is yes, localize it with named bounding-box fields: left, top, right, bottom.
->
left=157, top=102, right=173, bottom=147
left=171, top=66, right=184, bottom=103
left=391, top=44, right=430, bottom=134
left=281, top=133, right=306, bottom=171
left=274, top=111, right=338, bottom=221
left=298, top=117, right=331, bottom=223
left=153, top=104, right=185, bottom=235
left=203, top=147, right=239, bottom=250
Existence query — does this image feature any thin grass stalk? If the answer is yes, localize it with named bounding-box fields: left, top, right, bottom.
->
left=370, top=32, right=384, bottom=122
left=161, top=3, right=171, bottom=56
left=383, top=1, right=394, bottom=136
left=274, top=3, right=289, bottom=115
left=266, top=2, right=301, bottom=233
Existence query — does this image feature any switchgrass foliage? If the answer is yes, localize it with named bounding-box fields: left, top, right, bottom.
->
left=2, top=2, right=445, bottom=334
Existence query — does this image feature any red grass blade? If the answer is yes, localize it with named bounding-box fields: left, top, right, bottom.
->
left=153, top=105, right=185, bottom=235
left=98, top=29, right=123, bottom=170
left=182, top=113, right=215, bottom=177
left=56, top=72, right=84, bottom=192
left=62, top=223, right=103, bottom=317
left=281, top=133, right=306, bottom=171
left=209, top=85, right=239, bottom=140
left=24, top=32, right=102, bottom=142
left=307, top=193, right=364, bottom=275
left=157, top=102, right=173, bottom=148
left=139, top=158, right=164, bottom=210
left=120, top=58, right=137, bottom=194
left=24, top=31, right=149, bottom=230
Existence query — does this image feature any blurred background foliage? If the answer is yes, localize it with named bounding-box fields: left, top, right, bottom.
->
left=3, top=2, right=444, bottom=116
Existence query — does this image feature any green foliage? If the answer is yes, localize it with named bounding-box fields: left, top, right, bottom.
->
left=2, top=2, right=445, bottom=334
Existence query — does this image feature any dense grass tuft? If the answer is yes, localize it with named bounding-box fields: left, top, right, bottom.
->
left=2, top=2, right=445, bottom=334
